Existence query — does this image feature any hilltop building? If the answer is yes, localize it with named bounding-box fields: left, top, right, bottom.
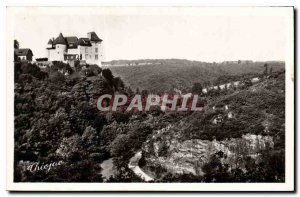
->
left=14, top=48, right=33, bottom=62
left=46, top=32, right=103, bottom=66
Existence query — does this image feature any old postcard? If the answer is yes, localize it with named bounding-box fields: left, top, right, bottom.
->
left=6, top=6, right=294, bottom=191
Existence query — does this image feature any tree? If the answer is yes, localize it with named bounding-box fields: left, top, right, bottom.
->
left=113, top=77, right=125, bottom=90
left=102, top=68, right=114, bottom=84
left=269, top=67, right=273, bottom=74
left=17, top=62, right=48, bottom=80
left=87, top=64, right=102, bottom=76
left=202, top=151, right=232, bottom=182
left=263, top=64, right=269, bottom=75
left=191, top=83, right=203, bottom=95
left=136, top=88, right=140, bottom=94
left=14, top=40, right=19, bottom=49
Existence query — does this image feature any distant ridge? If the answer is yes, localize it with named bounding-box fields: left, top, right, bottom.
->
left=102, top=59, right=284, bottom=66
left=105, top=59, right=285, bottom=92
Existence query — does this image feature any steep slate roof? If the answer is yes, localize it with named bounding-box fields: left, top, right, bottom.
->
left=77, top=38, right=92, bottom=46
left=47, top=32, right=103, bottom=49
left=65, top=36, right=78, bottom=44
left=53, top=33, right=67, bottom=45
left=47, top=39, right=53, bottom=45
left=88, top=32, right=102, bottom=42
left=14, top=48, right=33, bottom=56
left=65, top=37, right=78, bottom=48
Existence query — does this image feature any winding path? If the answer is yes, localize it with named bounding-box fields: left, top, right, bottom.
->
left=128, top=151, right=154, bottom=182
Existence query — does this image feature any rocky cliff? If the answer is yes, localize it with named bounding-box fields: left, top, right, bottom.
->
left=143, top=121, right=274, bottom=178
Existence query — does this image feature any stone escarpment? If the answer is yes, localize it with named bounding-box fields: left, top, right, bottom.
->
left=142, top=125, right=274, bottom=178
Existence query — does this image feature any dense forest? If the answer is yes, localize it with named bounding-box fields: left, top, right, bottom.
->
left=14, top=60, right=285, bottom=182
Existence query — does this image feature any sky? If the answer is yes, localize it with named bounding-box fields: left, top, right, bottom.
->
left=11, top=8, right=287, bottom=62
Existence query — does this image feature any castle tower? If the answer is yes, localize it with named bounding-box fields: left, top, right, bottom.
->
left=87, top=32, right=103, bottom=65
left=54, top=33, right=67, bottom=61
left=47, top=38, right=54, bottom=49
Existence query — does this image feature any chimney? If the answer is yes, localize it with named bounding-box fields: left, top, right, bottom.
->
left=87, top=32, right=92, bottom=40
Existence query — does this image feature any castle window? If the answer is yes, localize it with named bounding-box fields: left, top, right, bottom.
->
left=57, top=45, right=59, bottom=48
left=95, top=55, right=98, bottom=60
left=85, top=48, right=88, bottom=53
left=95, top=48, right=98, bottom=53
left=57, top=52, right=59, bottom=54
left=85, top=54, right=88, bottom=59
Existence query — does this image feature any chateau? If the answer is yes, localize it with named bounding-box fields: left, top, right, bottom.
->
left=46, top=32, right=103, bottom=66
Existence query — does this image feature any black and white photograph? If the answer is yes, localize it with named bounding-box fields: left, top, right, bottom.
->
left=5, top=6, right=294, bottom=191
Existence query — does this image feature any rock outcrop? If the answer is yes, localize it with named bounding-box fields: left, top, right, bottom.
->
left=143, top=125, right=274, bottom=177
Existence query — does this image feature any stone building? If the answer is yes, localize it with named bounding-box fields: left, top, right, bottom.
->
left=46, top=32, right=103, bottom=66
left=14, top=48, right=33, bottom=62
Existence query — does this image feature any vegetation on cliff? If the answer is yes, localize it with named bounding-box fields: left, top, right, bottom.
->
left=14, top=60, right=285, bottom=182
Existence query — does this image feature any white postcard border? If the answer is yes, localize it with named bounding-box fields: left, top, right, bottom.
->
left=6, top=6, right=294, bottom=191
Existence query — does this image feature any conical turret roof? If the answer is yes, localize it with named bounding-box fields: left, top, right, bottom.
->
left=53, top=33, right=67, bottom=45
left=47, top=39, right=53, bottom=45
